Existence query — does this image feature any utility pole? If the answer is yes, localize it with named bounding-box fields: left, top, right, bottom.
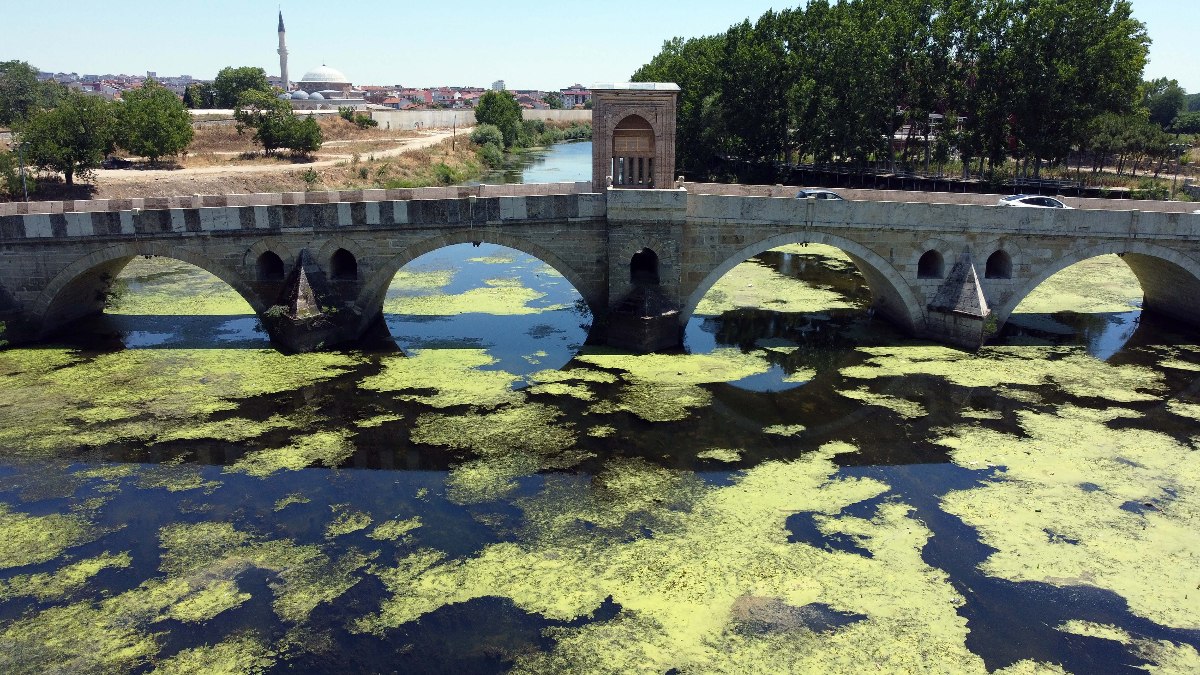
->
left=16, top=134, right=29, bottom=201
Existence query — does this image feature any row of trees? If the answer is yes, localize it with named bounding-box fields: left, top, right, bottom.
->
left=633, top=0, right=1167, bottom=180
left=183, top=66, right=275, bottom=109
left=2, top=61, right=195, bottom=188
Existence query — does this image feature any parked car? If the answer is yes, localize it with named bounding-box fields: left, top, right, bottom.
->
left=796, top=189, right=845, bottom=201
left=997, top=194, right=1072, bottom=209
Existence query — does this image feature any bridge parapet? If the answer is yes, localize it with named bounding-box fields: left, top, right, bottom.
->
left=0, top=181, right=597, bottom=217
left=0, top=191, right=606, bottom=242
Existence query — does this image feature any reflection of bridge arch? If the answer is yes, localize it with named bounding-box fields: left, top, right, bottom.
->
left=994, top=241, right=1200, bottom=327
left=32, top=242, right=264, bottom=334
left=354, top=230, right=605, bottom=332
left=680, top=231, right=925, bottom=333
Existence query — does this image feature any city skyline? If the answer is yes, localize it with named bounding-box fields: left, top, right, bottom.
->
left=5, top=0, right=1199, bottom=92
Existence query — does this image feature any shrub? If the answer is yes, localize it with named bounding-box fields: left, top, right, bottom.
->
left=0, top=150, right=33, bottom=198
left=434, top=162, right=463, bottom=185
left=470, top=124, right=504, bottom=148
left=352, top=114, right=377, bottom=129
left=478, top=142, right=504, bottom=167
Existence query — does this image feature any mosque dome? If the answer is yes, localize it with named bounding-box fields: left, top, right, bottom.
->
left=301, top=65, right=350, bottom=84
left=277, top=92, right=291, bottom=100
left=308, top=92, right=325, bottom=101
left=291, top=90, right=310, bottom=100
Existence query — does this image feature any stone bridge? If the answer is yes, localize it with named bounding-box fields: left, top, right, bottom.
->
left=1, top=183, right=1198, bottom=352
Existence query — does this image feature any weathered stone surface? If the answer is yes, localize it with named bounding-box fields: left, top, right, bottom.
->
left=0, top=190, right=1198, bottom=352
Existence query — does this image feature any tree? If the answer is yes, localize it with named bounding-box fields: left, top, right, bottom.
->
left=285, top=116, right=323, bottom=157
left=1143, top=77, right=1186, bottom=129
left=544, top=92, right=564, bottom=110
left=234, top=90, right=294, bottom=154
left=22, top=90, right=117, bottom=186
left=182, top=82, right=215, bottom=109
left=1170, top=111, right=1200, bottom=135
left=474, top=90, right=522, bottom=148
left=212, top=66, right=274, bottom=108
left=118, top=79, right=194, bottom=164
left=0, top=60, right=63, bottom=127
left=234, top=90, right=322, bottom=156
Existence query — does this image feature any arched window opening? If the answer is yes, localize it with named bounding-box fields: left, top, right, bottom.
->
left=612, top=115, right=656, bottom=188
left=918, top=250, right=944, bottom=279
left=631, top=248, right=660, bottom=286
left=985, top=250, right=1012, bottom=279
left=257, top=251, right=285, bottom=282
left=331, top=248, right=358, bottom=281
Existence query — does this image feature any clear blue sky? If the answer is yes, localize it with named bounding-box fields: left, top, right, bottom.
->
left=5, top=1, right=1197, bottom=92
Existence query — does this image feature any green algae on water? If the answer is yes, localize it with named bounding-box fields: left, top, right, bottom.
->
left=939, top=405, right=1200, bottom=630
left=837, top=388, right=927, bottom=419
left=325, top=506, right=373, bottom=538
left=227, top=430, right=355, bottom=478
left=764, top=424, right=806, bottom=437
left=1012, top=254, right=1142, bottom=315
left=0, top=348, right=360, bottom=455
left=148, top=633, right=276, bottom=675
left=384, top=283, right=569, bottom=316
left=694, top=245, right=862, bottom=317
left=109, top=257, right=256, bottom=316
left=273, top=493, right=311, bottom=511
left=697, top=448, right=742, bottom=463
left=358, top=445, right=998, bottom=672
left=0, top=551, right=132, bottom=601
left=360, top=349, right=522, bottom=409
left=370, top=516, right=422, bottom=542
left=0, top=503, right=100, bottom=570
left=842, top=345, right=1164, bottom=403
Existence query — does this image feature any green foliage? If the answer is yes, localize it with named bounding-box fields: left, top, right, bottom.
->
left=212, top=66, right=274, bottom=109
left=474, top=91, right=522, bottom=148
left=544, top=92, right=564, bottom=110
left=1188, top=93, right=1200, bottom=113
left=338, top=106, right=377, bottom=129
left=470, top=124, right=504, bottom=148
left=234, top=91, right=322, bottom=157
left=117, top=80, right=194, bottom=164
left=182, top=83, right=215, bottom=109
left=478, top=143, right=504, bottom=167
left=0, top=61, right=64, bottom=127
left=434, top=163, right=464, bottom=185
left=300, top=168, right=320, bottom=190
left=22, top=90, right=118, bottom=186
left=288, top=116, right=324, bottom=156
left=633, top=0, right=1150, bottom=179
left=0, top=150, right=33, bottom=198
left=1143, top=78, right=1186, bottom=129
left=1170, top=112, right=1200, bottom=135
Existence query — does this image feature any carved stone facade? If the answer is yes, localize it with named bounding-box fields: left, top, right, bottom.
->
left=591, top=83, right=680, bottom=193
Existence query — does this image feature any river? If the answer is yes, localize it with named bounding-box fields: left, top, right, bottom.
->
left=0, top=142, right=1198, bottom=673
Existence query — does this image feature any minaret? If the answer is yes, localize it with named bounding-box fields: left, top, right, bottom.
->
left=277, top=11, right=289, bottom=91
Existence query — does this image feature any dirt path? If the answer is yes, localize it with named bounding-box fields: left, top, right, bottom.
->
left=96, top=128, right=471, bottom=183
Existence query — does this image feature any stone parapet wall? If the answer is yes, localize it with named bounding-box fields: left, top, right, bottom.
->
left=0, top=192, right=606, bottom=242
left=0, top=183, right=595, bottom=217
left=683, top=182, right=1200, bottom=214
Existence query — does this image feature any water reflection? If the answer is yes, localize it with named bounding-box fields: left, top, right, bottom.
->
left=479, top=141, right=593, bottom=185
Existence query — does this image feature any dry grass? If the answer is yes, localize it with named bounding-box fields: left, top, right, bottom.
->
left=88, top=137, right=483, bottom=199
left=183, top=116, right=417, bottom=155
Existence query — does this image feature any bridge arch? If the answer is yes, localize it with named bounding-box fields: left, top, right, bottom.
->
left=995, top=241, right=1200, bottom=327
left=354, top=230, right=605, bottom=332
left=679, top=231, right=925, bottom=333
left=32, top=242, right=266, bottom=334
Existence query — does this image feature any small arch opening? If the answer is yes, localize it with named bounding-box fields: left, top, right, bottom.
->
left=631, top=248, right=660, bottom=286
left=331, top=248, right=358, bottom=281
left=612, top=115, right=656, bottom=188
left=257, top=252, right=285, bottom=282
left=985, top=250, right=1012, bottom=279
left=918, top=250, right=944, bottom=279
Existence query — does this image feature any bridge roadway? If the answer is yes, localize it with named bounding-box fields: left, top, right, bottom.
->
left=1, top=182, right=1198, bottom=351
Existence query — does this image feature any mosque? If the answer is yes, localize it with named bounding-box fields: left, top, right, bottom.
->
left=275, top=11, right=367, bottom=110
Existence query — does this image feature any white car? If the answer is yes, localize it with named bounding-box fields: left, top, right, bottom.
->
left=796, top=189, right=845, bottom=201
left=998, top=194, right=1073, bottom=209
